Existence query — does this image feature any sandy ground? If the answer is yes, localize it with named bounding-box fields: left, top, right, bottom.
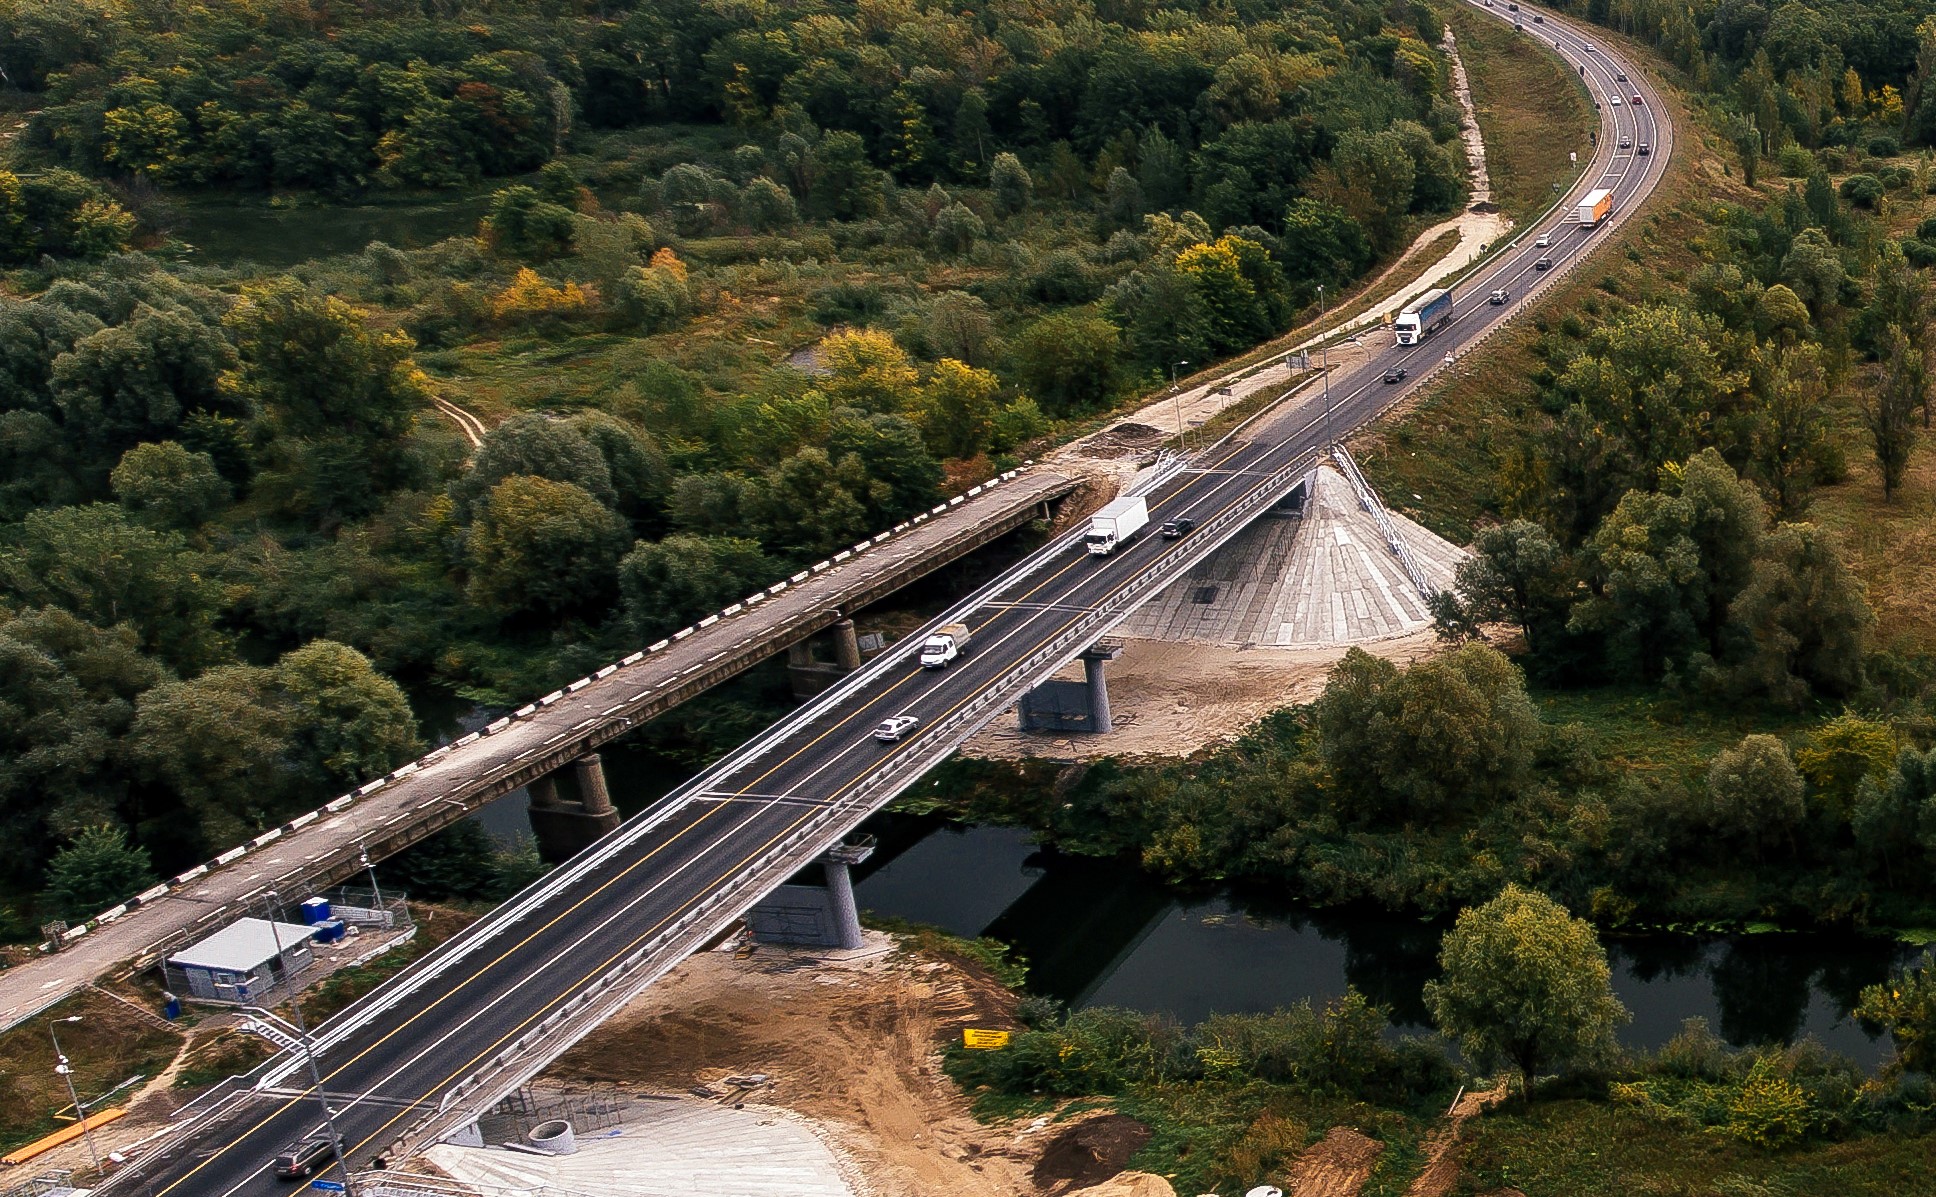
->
left=1406, top=1086, right=1508, bottom=1197
left=962, top=629, right=1443, bottom=762
left=1282, top=1125, right=1386, bottom=1197
left=547, top=932, right=1089, bottom=1197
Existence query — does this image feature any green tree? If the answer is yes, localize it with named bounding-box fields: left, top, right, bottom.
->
left=818, top=328, right=920, bottom=414
left=1702, top=735, right=1805, bottom=857
left=466, top=475, right=630, bottom=618
left=1011, top=312, right=1120, bottom=415
left=275, top=640, right=420, bottom=792
left=129, top=664, right=292, bottom=847
left=1315, top=644, right=1541, bottom=822
left=932, top=202, right=984, bottom=256
left=50, top=306, right=237, bottom=478
left=0, top=503, right=224, bottom=672
left=1423, top=885, right=1629, bottom=1098
left=990, top=151, right=1033, bottom=217
left=1729, top=113, right=1762, bottom=188
left=1722, top=523, right=1871, bottom=704
left=1865, top=327, right=1922, bottom=499
left=1794, top=714, right=1897, bottom=819
left=1855, top=953, right=1936, bottom=1076
left=739, top=176, right=797, bottom=230
left=618, top=534, right=773, bottom=638
left=1450, top=521, right=1568, bottom=652
left=1851, top=747, right=1936, bottom=884
left=41, top=824, right=155, bottom=920
left=109, top=441, right=228, bottom=529
left=1747, top=341, right=1833, bottom=519
left=482, top=185, right=577, bottom=260
left=808, top=131, right=884, bottom=220
left=1570, top=450, right=1768, bottom=680
left=455, top=412, right=619, bottom=516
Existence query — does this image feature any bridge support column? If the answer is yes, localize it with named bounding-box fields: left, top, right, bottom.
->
left=832, top=618, right=863, bottom=671
left=746, top=838, right=877, bottom=949
left=1083, top=651, right=1115, bottom=735
left=526, top=756, right=621, bottom=864
left=1017, top=641, right=1124, bottom=734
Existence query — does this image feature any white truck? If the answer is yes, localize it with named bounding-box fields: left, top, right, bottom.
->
left=1394, top=288, right=1454, bottom=345
left=919, top=623, right=971, bottom=669
left=1085, top=495, right=1149, bottom=556
left=1575, top=187, right=1614, bottom=227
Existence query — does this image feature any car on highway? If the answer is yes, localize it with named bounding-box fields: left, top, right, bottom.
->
left=1535, top=233, right=1551, bottom=247
left=1632, top=94, right=1643, bottom=105
left=1616, top=71, right=1627, bottom=82
left=1532, top=13, right=1543, bottom=21
left=1618, top=136, right=1631, bottom=148
left=1584, top=42, right=1597, bottom=52
left=1382, top=367, right=1408, bottom=384
left=1609, top=95, right=1621, bottom=106
left=1513, top=21, right=1522, bottom=29
left=1534, top=256, right=1553, bottom=271
left=874, top=714, right=920, bottom=742
left=273, top=1135, right=336, bottom=1181
left=1488, top=289, right=1508, bottom=305
left=1160, top=517, right=1195, bottom=539
left=1637, top=143, right=1651, bottom=156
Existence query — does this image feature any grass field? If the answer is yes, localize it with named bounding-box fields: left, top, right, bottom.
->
left=1447, top=1, right=1599, bottom=222
left=1454, top=1099, right=1936, bottom=1197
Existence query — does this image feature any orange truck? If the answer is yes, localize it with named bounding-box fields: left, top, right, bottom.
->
left=1576, top=188, right=1614, bottom=227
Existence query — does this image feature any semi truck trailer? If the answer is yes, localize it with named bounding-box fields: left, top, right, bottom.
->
left=1576, top=188, right=1614, bottom=227
left=1394, top=288, right=1454, bottom=344
left=1086, top=496, right=1149, bottom=556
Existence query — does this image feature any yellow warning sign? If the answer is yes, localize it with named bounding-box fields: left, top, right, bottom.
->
left=962, top=1028, right=1013, bottom=1049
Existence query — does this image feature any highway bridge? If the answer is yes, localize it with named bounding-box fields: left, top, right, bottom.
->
left=106, top=6, right=1671, bottom=1191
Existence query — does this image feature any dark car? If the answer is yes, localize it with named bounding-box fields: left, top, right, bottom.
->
left=1532, top=13, right=1543, bottom=21
left=1534, top=256, right=1553, bottom=271
left=1160, top=517, right=1195, bottom=539
left=1616, top=71, right=1628, bottom=82
left=273, top=1135, right=336, bottom=1181
left=1382, top=367, right=1408, bottom=384
left=1637, top=143, right=1651, bottom=156
left=1488, top=289, right=1508, bottom=305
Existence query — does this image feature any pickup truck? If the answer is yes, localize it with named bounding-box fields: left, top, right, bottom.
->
left=919, top=623, right=971, bottom=669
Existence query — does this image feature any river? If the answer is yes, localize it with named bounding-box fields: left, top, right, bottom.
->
left=444, top=716, right=1920, bottom=1068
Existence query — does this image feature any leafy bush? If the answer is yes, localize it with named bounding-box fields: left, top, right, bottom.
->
left=1840, top=174, right=1885, bottom=208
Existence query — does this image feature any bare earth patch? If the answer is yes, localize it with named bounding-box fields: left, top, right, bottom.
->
left=546, top=933, right=1073, bottom=1197
left=963, top=630, right=1444, bottom=762
left=1407, top=1087, right=1509, bottom=1197
left=1282, top=1125, right=1385, bottom=1197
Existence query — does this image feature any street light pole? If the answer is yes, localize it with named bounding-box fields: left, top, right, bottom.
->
left=1170, top=360, right=1190, bottom=453
left=1169, top=358, right=1184, bottom=451
left=1317, top=285, right=1333, bottom=450
left=50, top=1016, right=103, bottom=1176
left=264, top=890, right=357, bottom=1197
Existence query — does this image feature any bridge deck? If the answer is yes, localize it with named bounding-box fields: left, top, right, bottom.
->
left=0, top=467, right=1078, bottom=1032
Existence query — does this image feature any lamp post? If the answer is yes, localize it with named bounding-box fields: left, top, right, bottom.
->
left=356, top=837, right=384, bottom=917
left=50, top=1015, right=103, bottom=1176
left=1170, top=360, right=1190, bottom=452
left=263, top=891, right=357, bottom=1197
left=1317, top=285, right=1333, bottom=450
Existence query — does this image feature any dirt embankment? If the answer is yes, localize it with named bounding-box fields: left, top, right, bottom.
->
left=549, top=933, right=1164, bottom=1197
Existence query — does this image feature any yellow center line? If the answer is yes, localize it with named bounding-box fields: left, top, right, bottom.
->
left=165, top=435, right=1261, bottom=1195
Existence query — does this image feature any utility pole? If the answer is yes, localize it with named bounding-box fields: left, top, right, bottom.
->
left=264, top=890, right=357, bottom=1197
left=1317, top=285, right=1333, bottom=450
left=50, top=1016, right=103, bottom=1176
left=356, top=837, right=384, bottom=916
left=1170, top=360, right=1190, bottom=452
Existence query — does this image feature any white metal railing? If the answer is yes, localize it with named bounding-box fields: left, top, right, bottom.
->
left=1330, top=444, right=1436, bottom=603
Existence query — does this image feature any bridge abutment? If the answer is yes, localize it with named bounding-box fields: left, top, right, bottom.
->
left=786, top=617, right=870, bottom=698
left=526, top=754, right=621, bottom=862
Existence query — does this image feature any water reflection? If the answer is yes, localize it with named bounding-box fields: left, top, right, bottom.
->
left=852, top=816, right=1921, bottom=1067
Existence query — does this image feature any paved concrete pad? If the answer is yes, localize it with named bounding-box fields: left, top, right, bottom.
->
left=1121, top=465, right=1465, bottom=647
left=424, top=1099, right=856, bottom=1197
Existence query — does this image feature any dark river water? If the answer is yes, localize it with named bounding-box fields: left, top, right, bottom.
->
left=447, top=719, right=1923, bottom=1068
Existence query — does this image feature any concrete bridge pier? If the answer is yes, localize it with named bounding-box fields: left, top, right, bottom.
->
left=746, top=839, right=877, bottom=949
left=786, top=617, right=868, bottom=699
left=1017, top=641, right=1124, bottom=734
left=526, top=754, right=622, bottom=863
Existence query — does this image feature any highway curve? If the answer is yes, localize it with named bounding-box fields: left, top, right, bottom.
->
left=109, top=5, right=1671, bottom=1194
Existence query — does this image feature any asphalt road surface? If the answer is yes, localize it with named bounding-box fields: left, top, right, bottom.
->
left=118, top=5, right=1666, bottom=1193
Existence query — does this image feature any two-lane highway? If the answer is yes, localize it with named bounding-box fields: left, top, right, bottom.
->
left=113, top=6, right=1670, bottom=1193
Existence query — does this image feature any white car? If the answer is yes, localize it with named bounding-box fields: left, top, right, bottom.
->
left=1609, top=95, right=1622, bottom=106
left=874, top=714, right=920, bottom=742
left=1536, top=233, right=1551, bottom=247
